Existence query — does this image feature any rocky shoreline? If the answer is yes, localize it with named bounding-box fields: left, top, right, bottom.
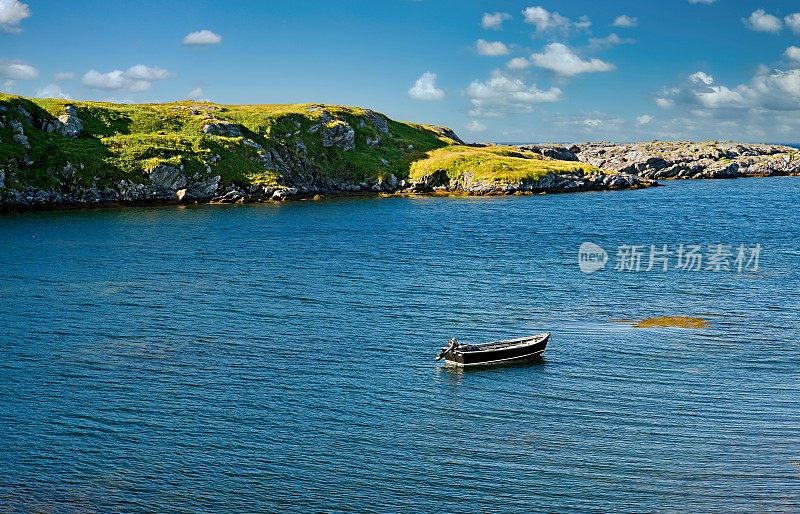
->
left=2, top=93, right=796, bottom=212
left=0, top=97, right=655, bottom=212
left=518, top=141, right=800, bottom=180
left=0, top=169, right=654, bottom=212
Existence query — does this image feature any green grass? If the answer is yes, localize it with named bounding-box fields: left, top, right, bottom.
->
left=409, top=145, right=599, bottom=183
left=0, top=93, right=591, bottom=192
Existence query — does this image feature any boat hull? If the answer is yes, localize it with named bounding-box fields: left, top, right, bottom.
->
left=444, top=334, right=549, bottom=367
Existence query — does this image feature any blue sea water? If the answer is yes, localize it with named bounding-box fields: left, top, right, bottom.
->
left=1, top=178, right=799, bottom=512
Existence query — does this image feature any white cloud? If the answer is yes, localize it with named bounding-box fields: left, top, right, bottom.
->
left=786, top=13, right=800, bottom=35
left=36, top=83, right=71, bottom=99
left=3, top=79, right=14, bottom=91
left=786, top=46, right=800, bottom=63
left=187, top=87, right=204, bottom=99
left=531, top=43, right=615, bottom=77
left=696, top=86, right=748, bottom=109
left=0, top=0, right=30, bottom=33
left=408, top=71, right=444, bottom=101
left=689, top=71, right=714, bottom=85
left=636, top=115, right=654, bottom=126
left=183, top=29, right=222, bottom=45
left=656, top=98, right=673, bottom=108
left=506, top=57, right=530, bottom=70
left=465, top=120, right=487, bottom=132
left=54, top=71, right=75, bottom=81
left=613, top=15, right=637, bottom=28
left=688, top=0, right=716, bottom=4
left=750, top=69, right=800, bottom=110
left=0, top=60, right=38, bottom=80
left=467, top=70, right=562, bottom=117
left=659, top=68, right=800, bottom=113
left=83, top=70, right=127, bottom=90
left=743, top=9, right=782, bottom=33
left=588, top=33, right=633, bottom=51
left=583, top=118, right=602, bottom=127
left=82, top=65, right=171, bottom=92
left=522, top=6, right=589, bottom=36
left=124, top=64, right=170, bottom=81
left=476, top=39, right=509, bottom=56
left=481, top=12, right=511, bottom=30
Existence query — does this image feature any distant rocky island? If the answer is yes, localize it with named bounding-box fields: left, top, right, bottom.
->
left=0, top=93, right=797, bottom=211
left=519, top=141, right=800, bottom=179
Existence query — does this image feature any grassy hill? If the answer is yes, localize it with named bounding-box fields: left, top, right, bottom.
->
left=0, top=94, right=459, bottom=189
left=0, top=93, right=645, bottom=209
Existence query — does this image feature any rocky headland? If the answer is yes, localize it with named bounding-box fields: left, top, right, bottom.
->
left=1, top=93, right=796, bottom=212
left=518, top=141, right=800, bottom=180
left=0, top=94, right=651, bottom=211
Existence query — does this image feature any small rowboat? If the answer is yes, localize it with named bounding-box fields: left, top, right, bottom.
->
left=435, top=333, right=549, bottom=367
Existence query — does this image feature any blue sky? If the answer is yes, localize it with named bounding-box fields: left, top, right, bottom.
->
left=2, top=0, right=800, bottom=142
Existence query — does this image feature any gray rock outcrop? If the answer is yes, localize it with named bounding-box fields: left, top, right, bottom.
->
left=149, top=165, right=188, bottom=191
left=517, top=145, right=579, bottom=161
left=202, top=121, right=245, bottom=138
left=10, top=120, right=29, bottom=149
left=563, top=141, right=800, bottom=179
left=43, top=105, right=83, bottom=138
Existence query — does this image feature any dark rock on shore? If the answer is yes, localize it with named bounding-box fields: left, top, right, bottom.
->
left=408, top=170, right=655, bottom=195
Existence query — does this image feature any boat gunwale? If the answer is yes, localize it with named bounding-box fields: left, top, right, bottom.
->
left=454, top=333, right=549, bottom=355
left=445, top=348, right=546, bottom=367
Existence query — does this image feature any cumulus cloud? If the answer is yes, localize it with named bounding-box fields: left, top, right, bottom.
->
left=786, top=46, right=800, bottom=63
left=3, top=79, right=13, bottom=91
left=531, top=43, right=615, bottom=77
left=408, top=71, right=444, bottom=101
left=587, top=33, right=633, bottom=51
left=83, top=65, right=171, bottom=92
left=0, top=60, right=38, bottom=80
left=688, top=0, right=716, bottom=4
left=696, top=86, right=748, bottom=109
left=743, top=9, right=782, bottom=33
left=36, top=83, right=71, bottom=99
left=689, top=71, right=714, bottom=85
left=522, top=6, right=590, bottom=36
left=786, top=13, right=800, bottom=35
left=124, top=64, right=170, bottom=81
left=0, top=0, right=30, bottom=33
left=183, top=29, right=222, bottom=45
left=506, top=57, right=530, bottom=70
left=613, top=15, right=637, bottom=28
left=476, top=39, right=509, bottom=56
left=83, top=70, right=128, bottom=90
left=636, top=115, right=654, bottom=126
left=187, top=87, right=204, bottom=99
left=481, top=12, right=511, bottom=30
left=465, top=120, right=487, bottom=132
left=656, top=97, right=674, bottom=108
left=659, top=68, right=800, bottom=112
left=54, top=71, right=75, bottom=81
left=467, top=70, right=562, bottom=117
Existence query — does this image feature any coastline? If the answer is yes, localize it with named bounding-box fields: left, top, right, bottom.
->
left=2, top=94, right=798, bottom=213
left=0, top=173, right=656, bottom=213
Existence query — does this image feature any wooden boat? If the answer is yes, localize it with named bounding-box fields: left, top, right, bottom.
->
left=435, top=333, right=550, bottom=367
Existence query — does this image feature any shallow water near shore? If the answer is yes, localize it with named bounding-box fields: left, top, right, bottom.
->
left=1, top=177, right=799, bottom=512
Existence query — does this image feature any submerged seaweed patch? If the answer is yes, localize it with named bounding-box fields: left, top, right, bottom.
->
left=634, top=316, right=710, bottom=329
